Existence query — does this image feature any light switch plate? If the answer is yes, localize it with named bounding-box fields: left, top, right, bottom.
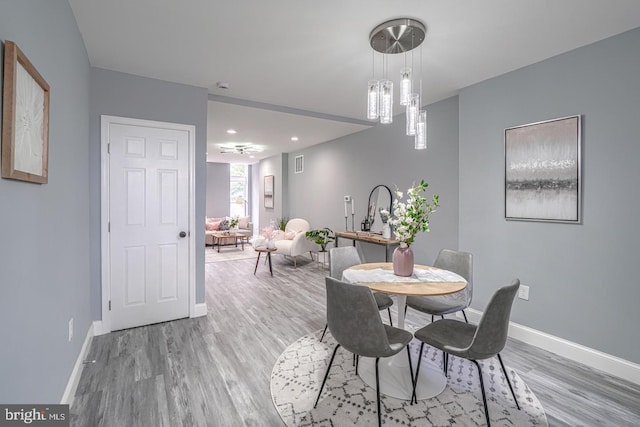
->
left=518, top=285, right=530, bottom=301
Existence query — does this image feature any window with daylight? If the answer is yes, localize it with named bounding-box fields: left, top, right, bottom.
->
left=230, top=164, right=248, bottom=217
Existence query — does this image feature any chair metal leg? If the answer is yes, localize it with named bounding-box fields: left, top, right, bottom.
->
left=497, top=353, right=520, bottom=410
left=411, top=342, right=425, bottom=404
left=314, top=344, right=341, bottom=408
left=462, top=309, right=469, bottom=323
left=406, top=345, right=415, bottom=405
left=387, top=308, right=393, bottom=326
left=442, top=351, right=448, bottom=374
left=472, top=360, right=491, bottom=427
left=355, top=355, right=359, bottom=375
left=319, top=324, right=328, bottom=342
left=375, top=358, right=381, bottom=427
left=431, top=315, right=434, bottom=323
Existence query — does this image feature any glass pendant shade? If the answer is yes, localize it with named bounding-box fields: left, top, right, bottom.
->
left=367, top=80, right=380, bottom=120
left=399, top=67, right=412, bottom=106
left=379, top=79, right=393, bottom=124
left=406, top=93, right=419, bottom=136
left=415, top=110, right=427, bottom=150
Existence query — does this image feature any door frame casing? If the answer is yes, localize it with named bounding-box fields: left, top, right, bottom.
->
left=100, top=115, right=196, bottom=334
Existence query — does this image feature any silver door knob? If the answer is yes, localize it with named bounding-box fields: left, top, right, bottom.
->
left=179, top=231, right=187, bottom=238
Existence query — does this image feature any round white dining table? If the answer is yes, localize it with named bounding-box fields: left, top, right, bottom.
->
left=342, top=262, right=467, bottom=401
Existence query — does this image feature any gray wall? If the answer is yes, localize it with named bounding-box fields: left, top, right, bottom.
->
left=90, top=68, right=209, bottom=315
left=206, top=162, right=230, bottom=217
left=0, top=0, right=91, bottom=402
left=258, top=154, right=289, bottom=228
left=287, top=96, right=460, bottom=264
left=459, top=27, right=640, bottom=363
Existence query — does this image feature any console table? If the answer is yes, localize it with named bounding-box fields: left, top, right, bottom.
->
left=334, top=231, right=399, bottom=262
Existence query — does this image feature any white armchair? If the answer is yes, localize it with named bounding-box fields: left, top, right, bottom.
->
left=274, top=218, right=316, bottom=267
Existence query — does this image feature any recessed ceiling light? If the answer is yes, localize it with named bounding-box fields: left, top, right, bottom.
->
left=226, top=129, right=237, bottom=134
left=216, top=81, right=230, bottom=89
left=291, top=136, right=299, bottom=141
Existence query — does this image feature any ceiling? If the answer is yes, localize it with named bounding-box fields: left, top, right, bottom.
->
left=69, top=0, right=640, bottom=163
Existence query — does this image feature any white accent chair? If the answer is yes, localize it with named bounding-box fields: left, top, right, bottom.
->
left=274, top=218, right=316, bottom=267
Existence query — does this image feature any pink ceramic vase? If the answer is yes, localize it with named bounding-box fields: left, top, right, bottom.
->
left=392, top=246, right=414, bottom=276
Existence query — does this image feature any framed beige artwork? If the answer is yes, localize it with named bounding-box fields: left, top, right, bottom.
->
left=264, top=175, right=274, bottom=209
left=2, top=40, right=50, bottom=184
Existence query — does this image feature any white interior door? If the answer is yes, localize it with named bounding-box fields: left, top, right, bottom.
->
left=107, top=121, right=190, bottom=331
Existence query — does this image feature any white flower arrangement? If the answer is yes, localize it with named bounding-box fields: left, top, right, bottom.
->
left=389, top=180, right=439, bottom=248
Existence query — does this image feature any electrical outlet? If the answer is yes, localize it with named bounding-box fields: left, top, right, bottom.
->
left=518, top=285, right=530, bottom=301
left=68, top=318, right=74, bottom=342
left=344, top=195, right=351, bottom=202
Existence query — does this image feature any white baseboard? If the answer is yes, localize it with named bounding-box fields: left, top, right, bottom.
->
left=60, top=322, right=95, bottom=405
left=92, top=320, right=107, bottom=336
left=192, top=303, right=207, bottom=317
left=460, top=309, right=640, bottom=385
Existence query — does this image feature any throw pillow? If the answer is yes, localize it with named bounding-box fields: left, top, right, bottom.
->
left=205, top=221, right=220, bottom=231
left=238, top=216, right=250, bottom=229
left=218, top=219, right=230, bottom=231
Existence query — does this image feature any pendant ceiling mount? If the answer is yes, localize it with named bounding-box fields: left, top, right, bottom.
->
left=369, top=18, right=426, bottom=54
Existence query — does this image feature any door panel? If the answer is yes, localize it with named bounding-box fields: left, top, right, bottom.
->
left=109, top=123, right=189, bottom=331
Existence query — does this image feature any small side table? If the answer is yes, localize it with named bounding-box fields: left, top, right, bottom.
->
left=254, top=247, right=277, bottom=276
left=313, top=251, right=329, bottom=269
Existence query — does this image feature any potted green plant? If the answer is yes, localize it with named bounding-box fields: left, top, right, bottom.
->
left=305, top=227, right=335, bottom=252
left=276, top=217, right=289, bottom=231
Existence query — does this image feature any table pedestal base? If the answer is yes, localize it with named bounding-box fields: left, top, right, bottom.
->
left=357, top=348, right=447, bottom=400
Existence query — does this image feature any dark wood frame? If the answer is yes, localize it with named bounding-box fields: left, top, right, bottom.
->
left=2, top=40, right=50, bottom=184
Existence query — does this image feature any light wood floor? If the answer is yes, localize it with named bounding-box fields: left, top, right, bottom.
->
left=70, top=256, right=640, bottom=426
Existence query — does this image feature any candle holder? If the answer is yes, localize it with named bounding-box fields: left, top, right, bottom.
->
left=351, top=213, right=355, bottom=232
left=345, top=215, right=349, bottom=231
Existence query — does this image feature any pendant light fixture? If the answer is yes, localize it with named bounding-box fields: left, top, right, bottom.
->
left=367, top=18, right=426, bottom=131
left=406, top=93, right=419, bottom=135
left=415, top=110, right=427, bottom=149
left=367, top=49, right=379, bottom=120
left=414, top=41, right=427, bottom=150
left=367, top=79, right=380, bottom=120
left=379, top=78, right=393, bottom=124
left=399, top=66, right=411, bottom=106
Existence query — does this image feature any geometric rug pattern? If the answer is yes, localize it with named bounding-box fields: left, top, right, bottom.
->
left=271, top=331, right=548, bottom=426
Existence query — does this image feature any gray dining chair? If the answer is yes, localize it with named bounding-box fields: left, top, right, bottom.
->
left=319, top=246, right=394, bottom=342
left=411, top=280, right=521, bottom=426
left=314, top=277, right=414, bottom=427
left=406, top=249, right=473, bottom=322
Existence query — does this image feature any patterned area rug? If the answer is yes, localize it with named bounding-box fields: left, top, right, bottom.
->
left=205, top=245, right=257, bottom=263
left=271, top=331, right=547, bottom=426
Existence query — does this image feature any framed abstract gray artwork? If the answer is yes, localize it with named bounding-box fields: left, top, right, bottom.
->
left=505, top=115, right=581, bottom=223
left=2, top=40, right=50, bottom=184
left=264, top=175, right=274, bottom=209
